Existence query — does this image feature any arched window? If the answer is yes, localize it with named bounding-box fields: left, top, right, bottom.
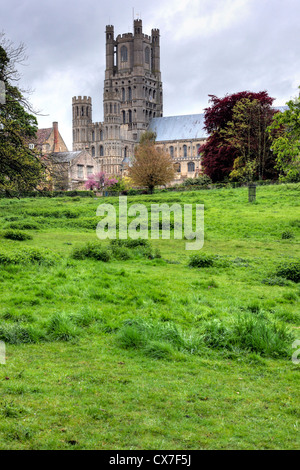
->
left=122, top=88, right=125, bottom=102
left=128, top=87, right=132, bottom=101
left=128, top=110, right=132, bottom=123
left=145, top=47, right=150, bottom=64
left=100, top=130, right=103, bottom=141
left=176, top=163, right=181, bottom=173
left=188, top=162, right=195, bottom=172
left=169, top=146, right=174, bottom=158
left=91, top=146, right=95, bottom=157
left=114, top=103, right=117, bottom=114
left=183, top=145, right=187, bottom=157
left=121, top=46, right=128, bottom=62
left=86, top=107, right=89, bottom=117
left=100, top=145, right=104, bottom=156
left=122, top=110, right=126, bottom=124
left=92, top=131, right=95, bottom=142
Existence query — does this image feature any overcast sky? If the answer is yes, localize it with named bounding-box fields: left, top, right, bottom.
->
left=1, top=0, right=299, bottom=149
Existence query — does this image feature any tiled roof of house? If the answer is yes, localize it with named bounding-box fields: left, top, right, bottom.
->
left=35, top=128, right=52, bottom=145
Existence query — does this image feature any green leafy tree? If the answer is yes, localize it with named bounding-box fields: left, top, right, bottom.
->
left=0, top=35, right=44, bottom=194
left=268, top=89, right=300, bottom=182
left=221, top=97, right=277, bottom=182
left=129, top=131, right=175, bottom=193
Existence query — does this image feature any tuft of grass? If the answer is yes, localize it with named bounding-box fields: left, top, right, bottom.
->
left=46, top=313, right=81, bottom=342
left=201, top=314, right=294, bottom=358
left=281, top=230, right=295, bottom=239
left=116, top=318, right=202, bottom=359
left=1, top=310, right=36, bottom=323
left=0, top=324, right=44, bottom=344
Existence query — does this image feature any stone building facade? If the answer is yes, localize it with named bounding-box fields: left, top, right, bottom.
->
left=149, top=114, right=207, bottom=182
left=48, top=150, right=99, bottom=191
left=72, top=19, right=204, bottom=182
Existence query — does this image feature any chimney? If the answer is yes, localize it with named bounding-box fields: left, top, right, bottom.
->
left=53, top=122, right=59, bottom=152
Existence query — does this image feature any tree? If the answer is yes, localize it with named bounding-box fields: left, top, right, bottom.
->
left=85, top=172, right=119, bottom=191
left=221, top=98, right=277, bottom=182
left=267, top=89, right=300, bottom=182
left=129, top=131, right=175, bottom=193
left=200, top=91, right=276, bottom=182
left=0, top=34, right=44, bottom=193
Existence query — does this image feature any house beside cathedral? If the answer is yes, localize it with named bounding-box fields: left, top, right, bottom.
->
left=71, top=19, right=206, bottom=186
left=28, top=121, right=68, bottom=155
left=28, top=122, right=99, bottom=190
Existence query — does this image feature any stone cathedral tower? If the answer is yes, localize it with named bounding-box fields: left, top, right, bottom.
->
left=72, top=19, right=163, bottom=176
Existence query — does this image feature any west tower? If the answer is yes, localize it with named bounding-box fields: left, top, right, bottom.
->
left=72, top=18, right=163, bottom=175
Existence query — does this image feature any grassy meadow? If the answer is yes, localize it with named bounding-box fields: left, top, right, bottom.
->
left=0, top=184, right=299, bottom=450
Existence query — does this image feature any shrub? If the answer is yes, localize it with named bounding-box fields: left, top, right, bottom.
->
left=110, top=238, right=150, bottom=248
left=0, top=247, right=56, bottom=266
left=262, top=276, right=290, bottom=286
left=275, top=261, right=300, bottom=283
left=7, top=221, right=40, bottom=230
left=72, top=242, right=111, bottom=262
left=109, top=239, right=161, bottom=260
left=182, top=175, right=212, bottom=187
left=3, top=230, right=32, bottom=241
left=188, top=253, right=215, bottom=268
left=109, top=244, right=132, bottom=260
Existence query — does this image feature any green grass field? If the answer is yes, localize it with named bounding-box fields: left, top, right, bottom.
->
left=0, top=184, right=299, bottom=450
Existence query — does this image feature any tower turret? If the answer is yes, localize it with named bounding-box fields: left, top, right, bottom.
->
left=151, top=28, right=160, bottom=78
left=105, top=25, right=115, bottom=79
left=72, top=96, right=92, bottom=151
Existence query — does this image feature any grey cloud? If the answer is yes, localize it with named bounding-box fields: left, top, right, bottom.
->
left=1, top=0, right=299, bottom=149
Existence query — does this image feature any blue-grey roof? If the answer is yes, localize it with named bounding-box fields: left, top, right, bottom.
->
left=50, top=151, right=83, bottom=163
left=149, top=107, right=289, bottom=143
left=273, top=106, right=289, bottom=113
left=149, top=114, right=208, bottom=142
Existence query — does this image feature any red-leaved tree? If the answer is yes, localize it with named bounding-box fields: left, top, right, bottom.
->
left=200, top=91, right=277, bottom=182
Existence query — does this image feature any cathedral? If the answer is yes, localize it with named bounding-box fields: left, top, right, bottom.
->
left=71, top=19, right=205, bottom=185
